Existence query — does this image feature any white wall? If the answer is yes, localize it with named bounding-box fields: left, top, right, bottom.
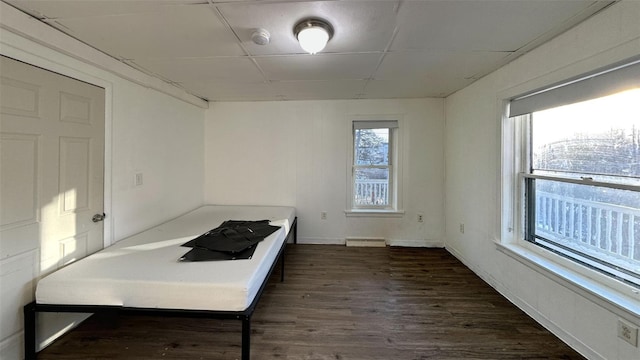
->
left=205, top=99, right=444, bottom=246
left=110, top=80, right=205, bottom=240
left=0, top=5, right=205, bottom=358
left=444, top=1, right=640, bottom=359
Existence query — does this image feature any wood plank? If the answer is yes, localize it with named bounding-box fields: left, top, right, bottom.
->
left=36, top=245, right=585, bottom=359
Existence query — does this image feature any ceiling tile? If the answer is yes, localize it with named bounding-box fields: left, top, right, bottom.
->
left=270, top=79, right=367, bottom=100
left=186, top=80, right=278, bottom=102
left=5, top=0, right=205, bottom=19
left=56, top=4, right=244, bottom=59
left=363, top=78, right=473, bottom=99
left=375, top=51, right=511, bottom=81
left=218, top=0, right=398, bottom=55
left=135, top=57, right=265, bottom=84
left=256, top=53, right=381, bottom=81
left=392, top=1, right=601, bottom=51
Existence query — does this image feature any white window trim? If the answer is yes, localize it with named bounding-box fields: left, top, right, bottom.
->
left=344, top=209, right=405, bottom=218
left=353, top=127, right=395, bottom=210
left=346, top=115, right=404, bottom=214
left=500, top=99, right=640, bottom=321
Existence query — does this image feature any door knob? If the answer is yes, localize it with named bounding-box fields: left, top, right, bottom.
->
left=92, top=213, right=106, bottom=222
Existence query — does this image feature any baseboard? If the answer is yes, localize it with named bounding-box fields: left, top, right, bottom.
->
left=445, top=244, right=604, bottom=360
left=388, top=239, right=444, bottom=247
left=345, top=237, right=386, bottom=247
left=0, top=332, right=22, bottom=360
left=296, top=237, right=445, bottom=248
left=297, top=237, right=345, bottom=245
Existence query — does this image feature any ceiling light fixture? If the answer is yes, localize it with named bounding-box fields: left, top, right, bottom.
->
left=294, top=18, right=333, bottom=54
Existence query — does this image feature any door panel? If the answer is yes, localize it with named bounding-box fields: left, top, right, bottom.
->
left=0, top=76, right=40, bottom=118
left=59, top=137, right=91, bottom=213
left=0, top=55, right=105, bottom=354
left=0, top=133, right=39, bottom=229
left=1, top=56, right=105, bottom=273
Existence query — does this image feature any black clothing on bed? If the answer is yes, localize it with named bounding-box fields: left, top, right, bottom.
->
left=179, top=220, right=281, bottom=261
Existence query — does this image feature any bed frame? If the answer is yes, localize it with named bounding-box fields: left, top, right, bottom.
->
left=24, top=217, right=297, bottom=360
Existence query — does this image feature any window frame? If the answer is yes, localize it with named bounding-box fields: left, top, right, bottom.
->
left=500, top=58, right=640, bottom=307
left=522, top=117, right=640, bottom=288
left=346, top=116, right=403, bottom=214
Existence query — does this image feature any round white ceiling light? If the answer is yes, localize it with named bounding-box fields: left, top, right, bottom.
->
left=294, top=18, right=334, bottom=54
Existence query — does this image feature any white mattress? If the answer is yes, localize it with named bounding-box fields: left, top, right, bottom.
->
left=36, top=205, right=295, bottom=312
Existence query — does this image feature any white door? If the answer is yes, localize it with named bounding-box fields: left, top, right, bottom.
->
left=0, top=55, right=105, bottom=356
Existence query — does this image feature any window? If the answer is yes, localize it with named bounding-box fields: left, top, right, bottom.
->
left=508, top=59, right=640, bottom=287
left=351, top=120, right=398, bottom=210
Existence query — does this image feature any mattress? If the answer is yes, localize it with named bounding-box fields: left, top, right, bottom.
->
left=36, top=205, right=295, bottom=312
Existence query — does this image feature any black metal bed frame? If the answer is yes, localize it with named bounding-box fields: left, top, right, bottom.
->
left=24, top=217, right=297, bottom=360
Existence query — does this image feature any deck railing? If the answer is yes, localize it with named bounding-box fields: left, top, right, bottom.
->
left=535, top=191, right=640, bottom=264
left=354, top=179, right=389, bottom=206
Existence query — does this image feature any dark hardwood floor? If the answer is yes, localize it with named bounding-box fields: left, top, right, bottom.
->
left=37, top=245, right=585, bottom=359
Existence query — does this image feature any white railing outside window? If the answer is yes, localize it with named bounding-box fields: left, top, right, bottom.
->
left=535, top=190, right=640, bottom=269
left=354, top=179, right=389, bottom=206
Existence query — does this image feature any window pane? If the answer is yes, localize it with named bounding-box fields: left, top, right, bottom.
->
left=532, top=89, right=640, bottom=180
left=354, top=168, right=389, bottom=206
left=533, top=179, right=640, bottom=279
left=354, top=128, right=389, bottom=166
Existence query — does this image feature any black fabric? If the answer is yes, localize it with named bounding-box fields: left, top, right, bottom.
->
left=179, top=245, right=257, bottom=262
left=179, top=220, right=281, bottom=262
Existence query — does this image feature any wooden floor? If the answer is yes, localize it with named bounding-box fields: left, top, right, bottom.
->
left=37, top=245, right=585, bottom=360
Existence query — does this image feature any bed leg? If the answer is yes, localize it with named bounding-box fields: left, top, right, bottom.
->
left=280, top=251, right=285, bottom=282
left=241, top=316, right=251, bottom=360
left=23, top=301, right=36, bottom=360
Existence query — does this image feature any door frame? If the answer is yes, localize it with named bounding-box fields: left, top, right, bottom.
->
left=1, top=42, right=114, bottom=248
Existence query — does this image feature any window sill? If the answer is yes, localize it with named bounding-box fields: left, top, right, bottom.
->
left=496, top=241, right=640, bottom=320
left=345, top=209, right=405, bottom=218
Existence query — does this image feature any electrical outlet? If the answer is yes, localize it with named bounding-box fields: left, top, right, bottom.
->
left=459, top=223, right=465, bottom=234
left=618, top=319, right=638, bottom=346
left=321, top=211, right=327, bottom=220
left=417, top=214, right=424, bottom=222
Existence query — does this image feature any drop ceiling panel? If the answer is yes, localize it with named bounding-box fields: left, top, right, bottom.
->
left=375, top=51, right=512, bottom=81
left=257, top=53, right=381, bottom=81
left=3, top=0, right=615, bottom=101
left=5, top=0, right=205, bottom=19
left=363, top=78, right=472, bottom=99
left=270, top=79, right=367, bottom=100
left=186, top=81, right=277, bottom=102
left=218, top=0, right=398, bottom=55
left=392, top=1, right=602, bottom=51
left=135, top=57, right=265, bottom=84
left=57, top=4, right=244, bottom=59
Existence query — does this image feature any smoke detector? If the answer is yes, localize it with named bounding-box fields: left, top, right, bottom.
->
left=251, top=28, right=270, bottom=45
